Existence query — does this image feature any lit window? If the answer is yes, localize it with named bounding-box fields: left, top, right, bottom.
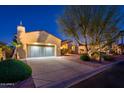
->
left=72, top=45, right=75, bottom=51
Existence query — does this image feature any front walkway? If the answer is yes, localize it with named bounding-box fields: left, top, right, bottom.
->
left=27, top=57, right=97, bottom=88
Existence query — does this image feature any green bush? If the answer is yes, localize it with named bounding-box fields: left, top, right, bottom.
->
left=80, top=54, right=90, bottom=61
left=103, top=55, right=113, bottom=61
left=0, top=59, right=32, bottom=83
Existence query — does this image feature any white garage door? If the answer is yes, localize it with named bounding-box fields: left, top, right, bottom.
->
left=28, top=45, right=55, bottom=57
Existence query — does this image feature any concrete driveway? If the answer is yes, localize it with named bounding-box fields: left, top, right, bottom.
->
left=27, top=57, right=96, bottom=88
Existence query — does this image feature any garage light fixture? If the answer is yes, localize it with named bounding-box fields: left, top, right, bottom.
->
left=33, top=42, right=39, bottom=45
left=47, top=43, right=52, bottom=45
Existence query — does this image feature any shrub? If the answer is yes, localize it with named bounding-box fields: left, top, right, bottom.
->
left=109, top=50, right=117, bottom=55
left=0, top=59, right=32, bottom=83
left=80, top=54, right=90, bottom=61
left=102, top=55, right=113, bottom=61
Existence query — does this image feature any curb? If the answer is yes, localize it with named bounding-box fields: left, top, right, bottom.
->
left=14, top=76, right=36, bottom=88
left=39, top=60, right=124, bottom=88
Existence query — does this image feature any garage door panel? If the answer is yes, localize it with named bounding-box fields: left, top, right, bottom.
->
left=45, top=47, right=54, bottom=56
left=40, top=47, right=45, bottom=57
left=28, top=45, right=55, bottom=57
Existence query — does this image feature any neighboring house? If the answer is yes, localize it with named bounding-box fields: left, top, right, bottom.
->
left=112, top=30, right=124, bottom=54
left=61, top=40, right=92, bottom=55
left=61, top=40, right=117, bottom=55
left=78, top=43, right=88, bottom=54
left=61, top=40, right=78, bottom=55
left=61, top=40, right=90, bottom=55
left=61, top=30, right=124, bottom=55
left=17, top=24, right=61, bottom=59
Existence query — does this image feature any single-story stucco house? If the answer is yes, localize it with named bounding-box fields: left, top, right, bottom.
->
left=17, top=24, right=61, bottom=59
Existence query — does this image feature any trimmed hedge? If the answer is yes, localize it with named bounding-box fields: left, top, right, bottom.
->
left=103, top=55, right=113, bottom=61
left=0, top=59, right=32, bottom=83
left=80, top=54, right=90, bottom=61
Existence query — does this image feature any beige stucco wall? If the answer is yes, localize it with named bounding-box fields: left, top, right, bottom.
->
left=78, top=45, right=86, bottom=54
left=17, top=26, right=61, bottom=58
left=112, top=43, right=123, bottom=54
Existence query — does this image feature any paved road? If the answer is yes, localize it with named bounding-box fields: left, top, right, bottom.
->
left=27, top=57, right=95, bottom=88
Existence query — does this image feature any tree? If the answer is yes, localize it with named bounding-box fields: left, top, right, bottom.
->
left=12, top=34, right=22, bottom=59
left=57, top=6, right=124, bottom=61
left=0, top=41, right=12, bottom=60
left=58, top=6, right=93, bottom=53
left=0, top=42, right=7, bottom=60
left=86, top=6, right=123, bottom=61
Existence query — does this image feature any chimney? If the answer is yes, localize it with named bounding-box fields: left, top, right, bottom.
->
left=17, top=21, right=25, bottom=33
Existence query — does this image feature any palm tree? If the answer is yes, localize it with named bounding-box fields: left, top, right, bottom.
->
left=12, top=35, right=22, bottom=59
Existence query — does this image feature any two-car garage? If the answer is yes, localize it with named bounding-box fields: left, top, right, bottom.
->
left=28, top=45, right=55, bottom=58
left=17, top=30, right=61, bottom=59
